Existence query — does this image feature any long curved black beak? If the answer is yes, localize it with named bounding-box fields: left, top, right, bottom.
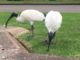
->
left=5, top=12, right=18, bottom=28
left=47, top=32, right=56, bottom=51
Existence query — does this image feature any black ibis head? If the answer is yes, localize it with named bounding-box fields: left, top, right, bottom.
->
left=5, top=12, right=18, bottom=28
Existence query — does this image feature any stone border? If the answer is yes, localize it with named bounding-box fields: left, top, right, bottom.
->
left=5, top=27, right=30, bottom=37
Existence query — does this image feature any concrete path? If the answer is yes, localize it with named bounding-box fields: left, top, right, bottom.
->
left=0, top=5, right=80, bottom=12
left=0, top=27, right=29, bottom=60
left=0, top=27, right=80, bottom=60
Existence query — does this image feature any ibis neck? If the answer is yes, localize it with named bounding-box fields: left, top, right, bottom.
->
left=5, top=12, right=18, bottom=28
left=48, top=32, right=56, bottom=40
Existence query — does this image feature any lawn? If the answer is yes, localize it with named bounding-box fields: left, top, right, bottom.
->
left=0, top=0, right=80, bottom=4
left=0, top=12, right=80, bottom=57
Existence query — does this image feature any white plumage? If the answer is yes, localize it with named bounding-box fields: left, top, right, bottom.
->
left=16, top=9, right=45, bottom=36
left=45, top=10, right=62, bottom=33
left=16, top=9, right=45, bottom=23
left=45, top=10, right=62, bottom=51
left=5, top=9, right=45, bottom=37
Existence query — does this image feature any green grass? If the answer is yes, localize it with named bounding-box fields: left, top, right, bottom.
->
left=0, top=12, right=80, bottom=57
left=0, top=0, right=80, bottom=4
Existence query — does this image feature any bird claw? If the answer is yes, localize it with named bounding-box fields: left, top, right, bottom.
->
left=27, top=28, right=32, bottom=31
left=27, top=35, right=33, bottom=41
left=46, top=49, right=49, bottom=52
left=41, top=40, right=49, bottom=45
